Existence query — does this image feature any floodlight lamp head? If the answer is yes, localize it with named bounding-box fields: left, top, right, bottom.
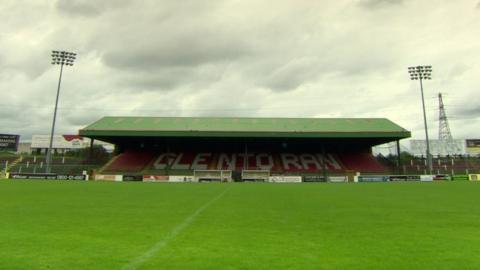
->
left=51, top=50, right=77, bottom=66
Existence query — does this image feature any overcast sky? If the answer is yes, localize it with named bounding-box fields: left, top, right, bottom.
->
left=1, top=0, right=479, bottom=142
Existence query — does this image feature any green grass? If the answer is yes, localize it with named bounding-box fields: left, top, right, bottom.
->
left=0, top=180, right=479, bottom=270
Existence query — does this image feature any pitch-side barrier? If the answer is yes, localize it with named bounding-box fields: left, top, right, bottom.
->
left=4, top=172, right=477, bottom=183
left=6, top=172, right=88, bottom=180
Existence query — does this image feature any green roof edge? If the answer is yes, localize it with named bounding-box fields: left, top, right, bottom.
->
left=79, top=116, right=411, bottom=139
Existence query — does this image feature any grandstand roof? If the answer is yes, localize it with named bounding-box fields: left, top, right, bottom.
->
left=79, top=116, right=410, bottom=139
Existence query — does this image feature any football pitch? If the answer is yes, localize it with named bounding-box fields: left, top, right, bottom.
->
left=0, top=181, right=479, bottom=270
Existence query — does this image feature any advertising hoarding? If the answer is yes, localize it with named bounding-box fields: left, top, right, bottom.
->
left=169, top=176, right=194, bottom=182
left=268, top=176, right=302, bottom=183
left=409, top=139, right=465, bottom=156
left=302, top=175, right=326, bottom=182
left=142, top=175, right=169, bottom=182
left=466, top=140, right=480, bottom=155
left=356, top=176, right=389, bottom=182
left=329, top=176, right=347, bottom=182
left=95, top=174, right=122, bottom=181
left=8, top=173, right=86, bottom=180
left=469, top=174, right=480, bottom=181
left=31, top=135, right=89, bottom=149
left=0, top=134, right=19, bottom=151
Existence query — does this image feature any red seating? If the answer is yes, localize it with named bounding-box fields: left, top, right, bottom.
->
left=103, top=150, right=155, bottom=172
left=171, top=152, right=195, bottom=170
left=339, top=153, right=386, bottom=173
left=102, top=151, right=391, bottom=174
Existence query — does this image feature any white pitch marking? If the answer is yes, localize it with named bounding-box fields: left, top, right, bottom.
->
left=121, top=186, right=231, bottom=270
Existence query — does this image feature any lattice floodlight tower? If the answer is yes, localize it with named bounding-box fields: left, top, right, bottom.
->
left=437, top=93, right=459, bottom=156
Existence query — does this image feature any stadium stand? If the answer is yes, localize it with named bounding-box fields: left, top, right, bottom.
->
left=102, top=150, right=156, bottom=173
left=377, top=154, right=480, bottom=175
left=4, top=154, right=106, bottom=174
left=340, top=153, right=386, bottom=173
left=147, top=152, right=348, bottom=173
left=78, top=116, right=413, bottom=177
left=0, top=156, right=19, bottom=166
left=133, top=152, right=390, bottom=178
left=0, top=155, right=21, bottom=173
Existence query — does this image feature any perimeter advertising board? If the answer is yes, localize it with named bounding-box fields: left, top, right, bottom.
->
left=388, top=175, right=421, bottom=181
left=329, top=176, right=348, bottom=182
left=469, top=174, right=480, bottom=181
left=95, top=174, right=122, bottom=181
left=142, top=175, right=169, bottom=182
left=122, top=175, right=143, bottom=181
left=169, top=176, right=194, bottom=182
left=0, top=134, right=19, bottom=151
left=302, top=175, right=326, bottom=182
left=420, top=175, right=434, bottom=182
left=355, top=176, right=389, bottom=182
left=268, top=176, right=302, bottom=183
left=433, top=174, right=451, bottom=181
left=8, top=173, right=86, bottom=180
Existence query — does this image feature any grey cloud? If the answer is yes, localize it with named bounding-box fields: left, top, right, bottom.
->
left=438, top=63, right=472, bottom=87
left=55, top=0, right=130, bottom=17
left=259, top=58, right=319, bottom=91
left=56, top=0, right=103, bottom=17
left=85, top=1, right=246, bottom=71
left=0, top=106, right=21, bottom=120
left=96, top=15, right=253, bottom=89
left=117, top=68, right=195, bottom=91
left=1, top=1, right=480, bottom=142
left=453, top=106, right=480, bottom=119
left=0, top=105, right=52, bottom=140
left=0, top=47, right=50, bottom=79
left=64, top=111, right=102, bottom=127
left=14, top=54, right=50, bottom=79
left=448, top=64, right=470, bottom=79
left=246, top=33, right=400, bottom=92
left=358, top=0, right=404, bottom=8
left=102, top=37, right=251, bottom=70
left=116, top=65, right=226, bottom=92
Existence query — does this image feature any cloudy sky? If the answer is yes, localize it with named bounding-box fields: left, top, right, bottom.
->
left=1, top=0, right=479, bottom=142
